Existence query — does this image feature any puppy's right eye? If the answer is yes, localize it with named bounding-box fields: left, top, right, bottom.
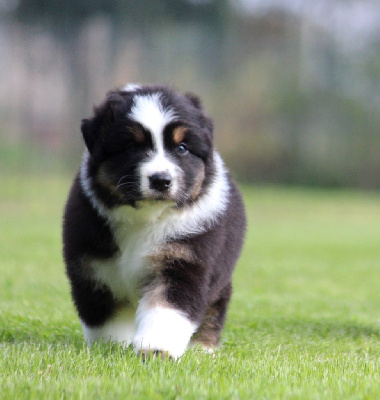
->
left=126, top=142, right=139, bottom=152
left=177, top=143, right=188, bottom=155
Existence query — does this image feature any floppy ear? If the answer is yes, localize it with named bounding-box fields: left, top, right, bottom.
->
left=81, top=93, right=126, bottom=154
left=202, top=115, right=214, bottom=140
left=185, top=92, right=203, bottom=110
left=81, top=118, right=96, bottom=153
left=184, top=92, right=213, bottom=138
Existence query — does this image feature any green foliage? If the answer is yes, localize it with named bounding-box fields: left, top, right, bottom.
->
left=14, top=0, right=228, bottom=32
left=3, top=2, right=380, bottom=188
left=0, top=174, right=379, bottom=399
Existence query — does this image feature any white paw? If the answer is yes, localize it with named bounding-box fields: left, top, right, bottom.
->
left=133, top=304, right=197, bottom=359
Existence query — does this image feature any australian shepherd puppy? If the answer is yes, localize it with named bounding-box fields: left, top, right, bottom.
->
left=63, top=84, right=246, bottom=359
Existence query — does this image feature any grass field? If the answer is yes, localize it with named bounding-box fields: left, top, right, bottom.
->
left=0, top=173, right=379, bottom=399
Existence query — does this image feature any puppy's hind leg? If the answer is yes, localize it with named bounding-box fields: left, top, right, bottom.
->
left=191, top=283, right=232, bottom=353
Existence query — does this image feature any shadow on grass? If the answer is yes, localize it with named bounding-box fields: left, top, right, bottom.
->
left=2, top=315, right=379, bottom=354
left=243, top=317, right=380, bottom=340
left=0, top=317, right=139, bottom=358
left=0, top=318, right=84, bottom=349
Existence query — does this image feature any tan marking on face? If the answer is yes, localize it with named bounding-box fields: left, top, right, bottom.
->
left=95, top=164, right=125, bottom=202
left=190, top=164, right=205, bottom=201
left=173, top=126, right=187, bottom=145
left=96, top=164, right=117, bottom=192
left=130, top=126, right=145, bottom=143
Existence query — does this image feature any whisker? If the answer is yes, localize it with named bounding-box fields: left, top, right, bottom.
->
left=116, top=182, right=136, bottom=190
left=116, top=174, right=135, bottom=186
left=173, top=192, right=194, bottom=208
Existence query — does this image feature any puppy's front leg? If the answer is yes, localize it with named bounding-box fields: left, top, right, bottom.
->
left=132, top=256, right=207, bottom=359
left=133, top=299, right=197, bottom=359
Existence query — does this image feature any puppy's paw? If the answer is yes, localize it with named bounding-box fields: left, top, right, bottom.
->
left=190, top=342, right=217, bottom=357
left=138, top=349, right=172, bottom=361
left=133, top=305, right=197, bottom=360
left=132, top=334, right=184, bottom=360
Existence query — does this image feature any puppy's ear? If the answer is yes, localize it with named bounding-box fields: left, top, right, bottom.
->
left=185, top=92, right=203, bottom=110
left=185, top=92, right=214, bottom=138
left=202, top=116, right=214, bottom=140
left=81, top=93, right=126, bottom=154
left=81, top=118, right=96, bottom=153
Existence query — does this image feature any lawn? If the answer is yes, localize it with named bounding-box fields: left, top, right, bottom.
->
left=0, top=173, right=379, bottom=399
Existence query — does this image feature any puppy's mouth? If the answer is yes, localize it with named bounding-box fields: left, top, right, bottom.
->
left=143, top=190, right=175, bottom=202
left=147, top=194, right=171, bottom=201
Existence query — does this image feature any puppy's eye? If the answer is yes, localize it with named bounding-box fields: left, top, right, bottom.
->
left=126, top=142, right=139, bottom=152
left=177, top=143, right=188, bottom=155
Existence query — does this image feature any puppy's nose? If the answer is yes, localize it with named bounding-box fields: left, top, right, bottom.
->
left=149, top=172, right=172, bottom=192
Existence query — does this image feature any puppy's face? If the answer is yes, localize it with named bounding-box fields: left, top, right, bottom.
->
left=82, top=86, right=213, bottom=208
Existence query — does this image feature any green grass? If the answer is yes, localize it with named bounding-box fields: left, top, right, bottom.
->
left=0, top=173, right=379, bottom=399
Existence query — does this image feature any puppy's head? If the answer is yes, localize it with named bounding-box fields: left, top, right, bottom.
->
left=81, top=85, right=214, bottom=208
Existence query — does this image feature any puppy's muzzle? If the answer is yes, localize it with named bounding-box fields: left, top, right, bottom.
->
left=149, top=172, right=172, bottom=192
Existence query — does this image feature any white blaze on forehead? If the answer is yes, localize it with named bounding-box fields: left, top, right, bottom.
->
left=129, top=93, right=179, bottom=196
left=129, top=93, right=176, bottom=155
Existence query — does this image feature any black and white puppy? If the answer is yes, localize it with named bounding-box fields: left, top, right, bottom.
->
left=63, top=84, right=246, bottom=358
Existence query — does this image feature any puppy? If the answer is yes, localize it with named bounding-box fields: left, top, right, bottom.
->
left=63, top=84, right=246, bottom=358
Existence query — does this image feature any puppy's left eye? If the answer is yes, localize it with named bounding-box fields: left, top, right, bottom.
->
left=177, top=143, right=188, bottom=155
left=125, top=142, right=139, bottom=152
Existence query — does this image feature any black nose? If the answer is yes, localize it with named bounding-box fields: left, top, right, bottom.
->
left=149, top=172, right=172, bottom=192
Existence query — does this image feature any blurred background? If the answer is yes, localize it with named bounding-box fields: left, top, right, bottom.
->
left=1, top=0, right=379, bottom=188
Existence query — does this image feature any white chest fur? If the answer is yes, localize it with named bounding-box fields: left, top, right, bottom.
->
left=91, top=202, right=174, bottom=305
left=91, top=233, right=147, bottom=305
